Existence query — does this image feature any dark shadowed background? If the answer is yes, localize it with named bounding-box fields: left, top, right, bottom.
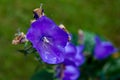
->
left=0, top=0, right=120, bottom=80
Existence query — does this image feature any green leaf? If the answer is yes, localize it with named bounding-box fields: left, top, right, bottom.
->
left=102, top=58, right=120, bottom=79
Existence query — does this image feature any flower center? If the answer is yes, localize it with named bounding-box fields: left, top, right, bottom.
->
left=43, top=36, right=50, bottom=43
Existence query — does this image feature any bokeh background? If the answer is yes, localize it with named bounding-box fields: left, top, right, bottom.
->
left=0, top=0, right=120, bottom=80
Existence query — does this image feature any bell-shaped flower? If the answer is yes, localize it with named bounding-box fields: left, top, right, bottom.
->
left=94, top=36, right=117, bottom=59
left=26, top=16, right=69, bottom=64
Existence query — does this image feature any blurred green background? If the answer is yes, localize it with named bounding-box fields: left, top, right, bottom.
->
left=0, top=0, right=120, bottom=80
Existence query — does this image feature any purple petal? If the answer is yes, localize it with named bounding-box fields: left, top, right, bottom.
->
left=75, top=45, right=85, bottom=66
left=63, top=59, right=76, bottom=66
left=63, top=65, right=80, bottom=80
left=64, top=42, right=77, bottom=58
left=36, top=39, right=65, bottom=64
left=48, top=26, right=69, bottom=47
left=94, top=36, right=101, bottom=45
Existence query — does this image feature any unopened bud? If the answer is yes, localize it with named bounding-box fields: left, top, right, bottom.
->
left=12, top=32, right=28, bottom=45
left=78, top=29, right=84, bottom=44
left=33, top=3, right=44, bottom=19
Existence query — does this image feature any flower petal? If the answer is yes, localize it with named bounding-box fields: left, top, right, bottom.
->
left=35, top=39, right=65, bottom=64
left=63, top=65, right=79, bottom=80
left=75, top=45, right=85, bottom=66
left=65, top=42, right=77, bottom=58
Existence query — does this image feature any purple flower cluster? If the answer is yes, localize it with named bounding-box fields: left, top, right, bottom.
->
left=11, top=4, right=120, bottom=80
left=26, top=17, right=85, bottom=77
left=56, top=42, right=85, bottom=80
left=94, top=36, right=117, bottom=60
left=25, top=10, right=117, bottom=79
left=26, top=16, right=69, bottom=64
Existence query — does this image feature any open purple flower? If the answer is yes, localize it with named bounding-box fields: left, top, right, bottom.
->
left=64, top=42, right=85, bottom=66
left=26, top=16, right=69, bottom=64
left=55, top=62, right=79, bottom=80
left=94, top=36, right=117, bottom=59
left=55, top=42, right=84, bottom=80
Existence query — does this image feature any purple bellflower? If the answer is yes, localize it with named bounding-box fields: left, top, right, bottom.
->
left=94, top=36, right=117, bottom=59
left=26, top=16, right=69, bottom=64
left=55, top=42, right=84, bottom=80
left=55, top=62, right=79, bottom=80
left=64, top=42, right=85, bottom=66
